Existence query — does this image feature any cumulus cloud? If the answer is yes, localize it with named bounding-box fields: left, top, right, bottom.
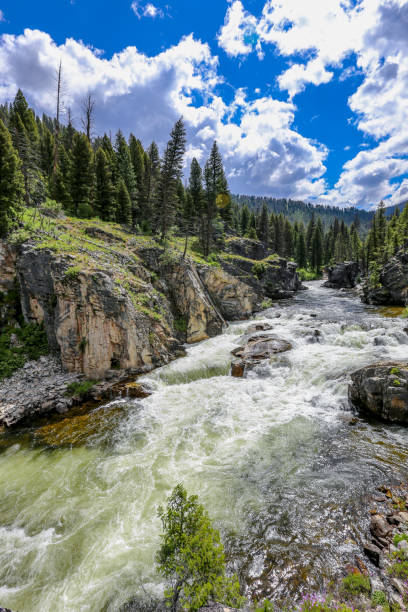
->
left=218, top=0, right=408, bottom=208
left=130, top=1, right=164, bottom=19
left=0, top=28, right=327, bottom=200
left=0, top=10, right=5, bottom=22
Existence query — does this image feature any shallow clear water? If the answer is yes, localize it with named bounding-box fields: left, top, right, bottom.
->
left=1, top=282, right=408, bottom=611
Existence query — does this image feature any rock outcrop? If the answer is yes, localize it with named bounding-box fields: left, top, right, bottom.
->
left=348, top=362, right=408, bottom=423
left=323, top=261, right=360, bottom=289
left=362, top=244, right=408, bottom=305
left=17, top=246, right=178, bottom=379
left=197, top=265, right=260, bottom=320
left=0, top=226, right=304, bottom=425
left=231, top=332, right=292, bottom=377
left=222, top=237, right=304, bottom=299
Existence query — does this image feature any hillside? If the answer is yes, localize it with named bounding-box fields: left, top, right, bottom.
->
left=233, top=194, right=408, bottom=233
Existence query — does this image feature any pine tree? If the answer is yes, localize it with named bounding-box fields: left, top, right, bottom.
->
left=0, top=119, right=24, bottom=236
left=116, top=178, right=132, bottom=224
left=203, top=141, right=228, bottom=256
left=95, top=148, right=116, bottom=221
left=70, top=132, right=94, bottom=217
left=258, top=202, right=269, bottom=244
left=144, top=141, right=160, bottom=232
left=115, top=131, right=138, bottom=226
left=188, top=158, right=204, bottom=248
left=310, top=223, right=323, bottom=273
left=295, top=226, right=307, bottom=269
left=129, top=134, right=145, bottom=224
left=157, top=117, right=186, bottom=242
left=240, top=204, right=250, bottom=235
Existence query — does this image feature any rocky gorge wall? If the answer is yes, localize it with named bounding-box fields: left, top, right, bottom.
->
left=0, top=225, right=303, bottom=401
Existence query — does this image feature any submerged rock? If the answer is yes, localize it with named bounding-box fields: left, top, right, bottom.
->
left=348, top=362, right=408, bottom=423
left=323, top=261, right=360, bottom=289
left=231, top=333, right=292, bottom=377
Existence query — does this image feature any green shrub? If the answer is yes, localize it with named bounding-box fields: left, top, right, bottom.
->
left=207, top=253, right=220, bottom=267
left=341, top=573, right=370, bottom=595
left=371, top=590, right=388, bottom=608
left=77, top=203, right=94, bottom=219
left=0, top=323, right=49, bottom=380
left=63, top=266, right=81, bottom=283
left=156, top=484, right=244, bottom=612
left=261, top=298, right=273, bottom=310
left=393, top=533, right=408, bottom=546
left=390, top=367, right=401, bottom=375
left=297, top=268, right=322, bottom=281
left=8, top=227, right=33, bottom=246
left=40, top=198, right=63, bottom=217
left=65, top=380, right=96, bottom=397
left=174, top=316, right=188, bottom=333
left=252, top=262, right=266, bottom=278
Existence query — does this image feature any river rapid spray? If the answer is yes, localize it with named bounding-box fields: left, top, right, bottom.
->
left=0, top=281, right=408, bottom=611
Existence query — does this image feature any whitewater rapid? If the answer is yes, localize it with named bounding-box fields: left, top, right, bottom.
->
left=1, top=282, right=408, bottom=611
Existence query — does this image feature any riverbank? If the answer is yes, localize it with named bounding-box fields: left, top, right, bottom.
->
left=1, top=282, right=408, bottom=611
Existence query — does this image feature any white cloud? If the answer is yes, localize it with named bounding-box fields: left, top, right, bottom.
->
left=130, top=1, right=164, bottom=19
left=0, top=28, right=328, bottom=201
left=218, top=0, right=408, bottom=208
left=0, top=10, right=5, bottom=22
left=218, top=1, right=262, bottom=58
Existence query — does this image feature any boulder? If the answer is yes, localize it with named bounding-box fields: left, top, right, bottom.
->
left=362, top=242, right=408, bottom=305
left=231, top=333, right=292, bottom=377
left=323, top=261, right=360, bottom=289
left=226, top=237, right=269, bottom=261
left=348, top=362, right=408, bottom=423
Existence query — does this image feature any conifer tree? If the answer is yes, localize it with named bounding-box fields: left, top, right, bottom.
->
left=115, top=131, right=138, bottom=226
left=129, top=134, right=145, bottom=223
left=295, top=226, right=307, bottom=269
left=157, top=117, right=186, bottom=242
left=95, top=148, right=116, bottom=221
left=310, top=222, right=323, bottom=273
left=70, top=132, right=94, bottom=217
left=240, top=204, right=250, bottom=235
left=0, top=119, right=24, bottom=236
left=203, top=141, right=228, bottom=256
left=116, top=178, right=132, bottom=224
left=258, top=202, right=269, bottom=244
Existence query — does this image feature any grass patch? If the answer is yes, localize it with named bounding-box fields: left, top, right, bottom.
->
left=65, top=380, right=96, bottom=397
left=297, top=268, right=323, bottom=281
left=341, top=573, right=370, bottom=596
left=387, top=550, right=408, bottom=580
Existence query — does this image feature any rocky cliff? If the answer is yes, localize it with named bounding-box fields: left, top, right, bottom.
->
left=362, top=244, right=408, bottom=305
left=0, top=215, right=303, bottom=425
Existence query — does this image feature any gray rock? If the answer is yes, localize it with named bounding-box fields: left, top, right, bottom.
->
left=231, top=334, right=292, bottom=377
left=349, top=362, right=408, bottom=423
left=362, top=242, right=408, bottom=305
left=323, top=261, right=360, bottom=289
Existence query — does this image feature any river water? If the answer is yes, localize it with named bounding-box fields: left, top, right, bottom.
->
left=1, top=282, right=408, bottom=611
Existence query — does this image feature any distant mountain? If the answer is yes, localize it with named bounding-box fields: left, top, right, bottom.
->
left=232, top=195, right=408, bottom=232
left=232, top=195, right=374, bottom=231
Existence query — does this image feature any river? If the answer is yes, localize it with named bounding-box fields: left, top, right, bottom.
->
left=1, top=281, right=408, bottom=611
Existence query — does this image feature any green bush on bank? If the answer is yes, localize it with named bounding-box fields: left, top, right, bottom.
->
left=0, top=322, right=49, bottom=380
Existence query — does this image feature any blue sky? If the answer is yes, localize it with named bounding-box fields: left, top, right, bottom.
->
left=0, top=0, right=407, bottom=209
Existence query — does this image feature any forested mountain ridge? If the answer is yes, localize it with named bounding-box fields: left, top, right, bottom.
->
left=233, top=194, right=408, bottom=233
